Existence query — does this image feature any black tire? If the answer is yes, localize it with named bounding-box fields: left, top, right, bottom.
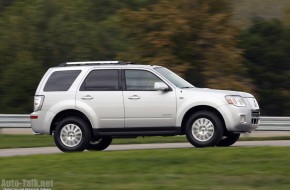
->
left=185, top=111, right=224, bottom=148
left=54, top=117, right=91, bottom=152
left=217, top=133, right=240, bottom=147
left=86, top=137, right=112, bottom=151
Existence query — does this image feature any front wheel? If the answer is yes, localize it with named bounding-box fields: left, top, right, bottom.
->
left=86, top=137, right=112, bottom=151
left=185, top=111, right=224, bottom=148
left=217, top=133, right=240, bottom=147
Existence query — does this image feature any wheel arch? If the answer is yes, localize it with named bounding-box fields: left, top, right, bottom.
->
left=50, top=109, right=92, bottom=135
left=181, top=105, right=227, bottom=135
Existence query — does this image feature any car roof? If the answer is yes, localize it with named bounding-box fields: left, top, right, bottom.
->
left=54, top=61, right=160, bottom=69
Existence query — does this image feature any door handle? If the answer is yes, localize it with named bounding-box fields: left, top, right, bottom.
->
left=81, top=95, right=93, bottom=100
left=128, top=95, right=140, bottom=100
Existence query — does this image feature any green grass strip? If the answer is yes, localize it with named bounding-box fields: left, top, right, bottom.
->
left=1, top=147, right=290, bottom=189
left=1, top=134, right=290, bottom=149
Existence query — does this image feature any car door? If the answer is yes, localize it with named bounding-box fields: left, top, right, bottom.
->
left=123, top=69, right=176, bottom=128
left=76, top=69, right=124, bottom=128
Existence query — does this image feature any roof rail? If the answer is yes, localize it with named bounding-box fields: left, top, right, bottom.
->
left=58, top=61, right=134, bottom=67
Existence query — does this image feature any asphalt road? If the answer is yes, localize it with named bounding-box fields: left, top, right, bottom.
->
left=1, top=140, right=290, bottom=157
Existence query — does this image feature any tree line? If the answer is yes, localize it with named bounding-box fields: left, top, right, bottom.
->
left=0, top=0, right=289, bottom=116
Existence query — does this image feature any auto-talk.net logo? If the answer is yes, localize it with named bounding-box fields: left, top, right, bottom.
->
left=1, top=179, right=53, bottom=190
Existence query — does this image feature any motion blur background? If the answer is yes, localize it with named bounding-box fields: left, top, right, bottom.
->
left=0, top=0, right=289, bottom=116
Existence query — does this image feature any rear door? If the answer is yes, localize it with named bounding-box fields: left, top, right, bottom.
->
left=76, top=69, right=124, bottom=128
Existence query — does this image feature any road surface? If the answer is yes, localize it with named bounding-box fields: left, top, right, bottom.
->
left=1, top=140, right=290, bottom=157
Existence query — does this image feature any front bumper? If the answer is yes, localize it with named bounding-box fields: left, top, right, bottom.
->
left=217, top=103, right=260, bottom=133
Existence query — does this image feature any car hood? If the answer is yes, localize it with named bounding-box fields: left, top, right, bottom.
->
left=181, top=88, right=254, bottom=98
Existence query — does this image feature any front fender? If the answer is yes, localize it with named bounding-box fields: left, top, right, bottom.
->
left=176, top=96, right=226, bottom=127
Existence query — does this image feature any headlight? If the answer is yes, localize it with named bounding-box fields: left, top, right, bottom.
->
left=225, top=95, right=247, bottom=107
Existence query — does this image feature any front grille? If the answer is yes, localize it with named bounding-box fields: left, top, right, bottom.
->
left=251, top=110, right=260, bottom=124
left=252, top=118, right=259, bottom=124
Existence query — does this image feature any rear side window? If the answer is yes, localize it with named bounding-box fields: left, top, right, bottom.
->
left=44, top=70, right=81, bottom=91
left=80, top=70, right=119, bottom=91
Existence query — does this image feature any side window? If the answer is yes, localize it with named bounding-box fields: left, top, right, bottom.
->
left=80, top=69, right=119, bottom=91
left=44, top=70, right=81, bottom=92
left=125, top=70, right=163, bottom=91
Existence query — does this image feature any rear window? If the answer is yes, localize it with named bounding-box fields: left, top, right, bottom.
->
left=44, top=70, right=81, bottom=91
left=80, top=69, right=119, bottom=91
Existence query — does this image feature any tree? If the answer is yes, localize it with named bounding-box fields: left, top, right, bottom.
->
left=0, top=0, right=14, bottom=15
left=240, top=19, right=290, bottom=116
left=0, top=0, right=157, bottom=113
left=117, top=0, right=253, bottom=93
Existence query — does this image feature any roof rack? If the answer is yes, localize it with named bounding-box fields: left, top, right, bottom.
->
left=58, top=61, right=134, bottom=67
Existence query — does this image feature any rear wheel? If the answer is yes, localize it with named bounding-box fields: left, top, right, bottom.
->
left=217, top=133, right=240, bottom=147
left=54, top=117, right=91, bottom=152
left=86, top=137, right=112, bottom=151
left=185, top=111, right=224, bottom=148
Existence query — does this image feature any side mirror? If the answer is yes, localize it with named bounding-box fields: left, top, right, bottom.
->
left=154, top=82, right=170, bottom=92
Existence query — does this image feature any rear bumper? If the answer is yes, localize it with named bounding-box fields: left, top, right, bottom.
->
left=30, top=111, right=55, bottom=134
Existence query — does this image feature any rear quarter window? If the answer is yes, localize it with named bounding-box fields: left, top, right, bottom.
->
left=44, top=70, right=81, bottom=91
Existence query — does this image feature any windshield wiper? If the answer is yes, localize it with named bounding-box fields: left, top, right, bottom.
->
left=180, top=86, right=194, bottom=89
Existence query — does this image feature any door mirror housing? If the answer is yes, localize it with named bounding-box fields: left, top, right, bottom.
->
left=154, top=82, right=170, bottom=92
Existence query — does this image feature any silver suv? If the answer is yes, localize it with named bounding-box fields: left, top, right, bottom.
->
left=30, top=61, right=260, bottom=152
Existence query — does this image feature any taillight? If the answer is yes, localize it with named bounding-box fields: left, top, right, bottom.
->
left=30, top=115, right=38, bottom=119
left=34, top=95, right=45, bottom=111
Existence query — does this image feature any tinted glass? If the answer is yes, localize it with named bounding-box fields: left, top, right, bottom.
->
left=154, top=67, right=194, bottom=88
left=125, top=70, right=163, bottom=91
left=44, top=70, right=81, bottom=91
left=80, top=70, right=119, bottom=91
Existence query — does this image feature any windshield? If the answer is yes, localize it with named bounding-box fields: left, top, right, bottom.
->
left=154, top=67, right=194, bottom=88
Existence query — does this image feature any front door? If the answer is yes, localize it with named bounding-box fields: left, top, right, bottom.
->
left=123, top=69, right=176, bottom=128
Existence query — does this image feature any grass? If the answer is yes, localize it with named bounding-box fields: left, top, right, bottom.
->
left=0, top=147, right=290, bottom=189
left=1, top=134, right=290, bottom=149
